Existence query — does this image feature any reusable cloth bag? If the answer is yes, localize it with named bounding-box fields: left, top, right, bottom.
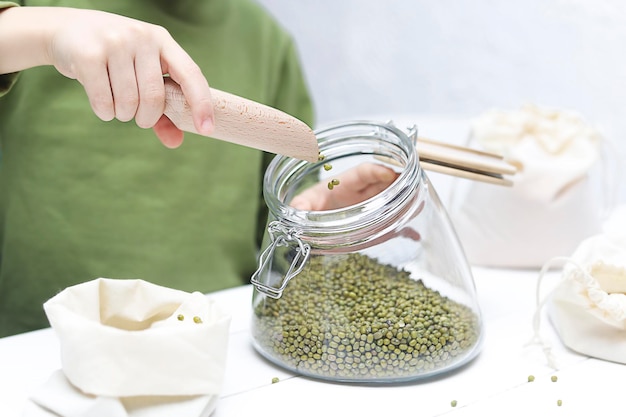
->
left=529, top=206, right=626, bottom=367
left=447, top=104, right=612, bottom=268
left=23, top=278, right=231, bottom=417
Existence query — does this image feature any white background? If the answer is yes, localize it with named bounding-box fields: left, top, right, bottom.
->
left=257, top=0, right=626, bottom=202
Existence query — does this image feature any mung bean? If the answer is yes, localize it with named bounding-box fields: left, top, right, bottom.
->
left=253, top=253, right=480, bottom=380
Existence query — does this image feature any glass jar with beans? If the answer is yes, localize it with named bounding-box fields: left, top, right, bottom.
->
left=250, top=121, right=484, bottom=383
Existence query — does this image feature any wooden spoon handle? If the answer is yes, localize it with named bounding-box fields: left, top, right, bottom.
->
left=163, top=78, right=319, bottom=162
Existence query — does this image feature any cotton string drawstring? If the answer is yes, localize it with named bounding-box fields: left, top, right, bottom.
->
left=526, top=256, right=589, bottom=370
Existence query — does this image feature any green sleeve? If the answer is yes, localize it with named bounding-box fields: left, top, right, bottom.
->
left=0, top=2, right=21, bottom=97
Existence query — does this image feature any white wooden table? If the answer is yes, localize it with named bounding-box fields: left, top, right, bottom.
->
left=1, top=266, right=623, bottom=417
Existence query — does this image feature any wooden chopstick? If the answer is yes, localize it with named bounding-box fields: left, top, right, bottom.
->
left=419, top=161, right=513, bottom=186
left=416, top=137, right=517, bottom=176
left=374, top=136, right=517, bottom=186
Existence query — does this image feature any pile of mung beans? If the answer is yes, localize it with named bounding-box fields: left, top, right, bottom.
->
left=252, top=253, right=480, bottom=380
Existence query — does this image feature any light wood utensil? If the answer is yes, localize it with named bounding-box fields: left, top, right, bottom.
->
left=376, top=135, right=517, bottom=186
left=415, top=137, right=517, bottom=186
left=163, top=79, right=515, bottom=184
left=163, top=78, right=320, bottom=162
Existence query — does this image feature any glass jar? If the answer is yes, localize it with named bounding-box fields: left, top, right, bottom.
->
left=250, top=120, right=483, bottom=383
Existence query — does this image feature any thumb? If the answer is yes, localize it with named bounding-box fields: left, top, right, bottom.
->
left=153, top=114, right=184, bottom=148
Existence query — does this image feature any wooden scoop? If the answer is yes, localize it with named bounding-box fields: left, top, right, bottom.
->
left=163, top=78, right=319, bottom=162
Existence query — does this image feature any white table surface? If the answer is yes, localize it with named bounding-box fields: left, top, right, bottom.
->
left=1, top=266, right=624, bottom=417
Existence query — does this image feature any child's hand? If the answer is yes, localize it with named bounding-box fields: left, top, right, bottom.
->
left=49, top=8, right=214, bottom=147
left=0, top=6, right=214, bottom=148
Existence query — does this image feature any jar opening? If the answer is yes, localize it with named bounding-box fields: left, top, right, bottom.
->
left=263, top=121, right=422, bottom=250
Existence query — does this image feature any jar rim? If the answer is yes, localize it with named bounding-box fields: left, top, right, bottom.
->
left=262, top=120, right=423, bottom=249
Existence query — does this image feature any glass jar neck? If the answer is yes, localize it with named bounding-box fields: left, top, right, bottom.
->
left=263, top=121, right=423, bottom=252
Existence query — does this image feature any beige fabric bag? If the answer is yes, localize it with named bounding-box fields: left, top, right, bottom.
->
left=529, top=206, right=626, bottom=367
left=24, top=278, right=231, bottom=417
left=448, top=104, right=615, bottom=268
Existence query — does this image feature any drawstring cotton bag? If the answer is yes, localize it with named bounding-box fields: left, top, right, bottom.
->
left=528, top=206, right=626, bottom=368
left=23, top=278, right=232, bottom=417
left=447, top=104, right=615, bottom=268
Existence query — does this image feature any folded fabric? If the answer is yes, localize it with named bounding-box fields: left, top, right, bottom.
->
left=24, top=278, right=231, bottom=417
left=24, top=370, right=218, bottom=417
left=470, top=103, right=602, bottom=202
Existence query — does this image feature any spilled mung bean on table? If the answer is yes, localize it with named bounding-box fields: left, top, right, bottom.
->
left=253, top=253, right=480, bottom=380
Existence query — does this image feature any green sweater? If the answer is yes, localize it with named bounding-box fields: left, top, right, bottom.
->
left=0, top=0, right=314, bottom=336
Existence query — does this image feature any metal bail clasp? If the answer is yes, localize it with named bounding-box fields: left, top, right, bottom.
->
left=250, top=221, right=311, bottom=299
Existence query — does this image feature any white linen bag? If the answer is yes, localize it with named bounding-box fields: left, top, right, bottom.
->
left=24, top=278, right=232, bottom=417
left=529, top=207, right=626, bottom=367
left=447, top=104, right=613, bottom=268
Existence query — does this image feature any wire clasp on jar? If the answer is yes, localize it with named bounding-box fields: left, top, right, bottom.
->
left=250, top=221, right=311, bottom=299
